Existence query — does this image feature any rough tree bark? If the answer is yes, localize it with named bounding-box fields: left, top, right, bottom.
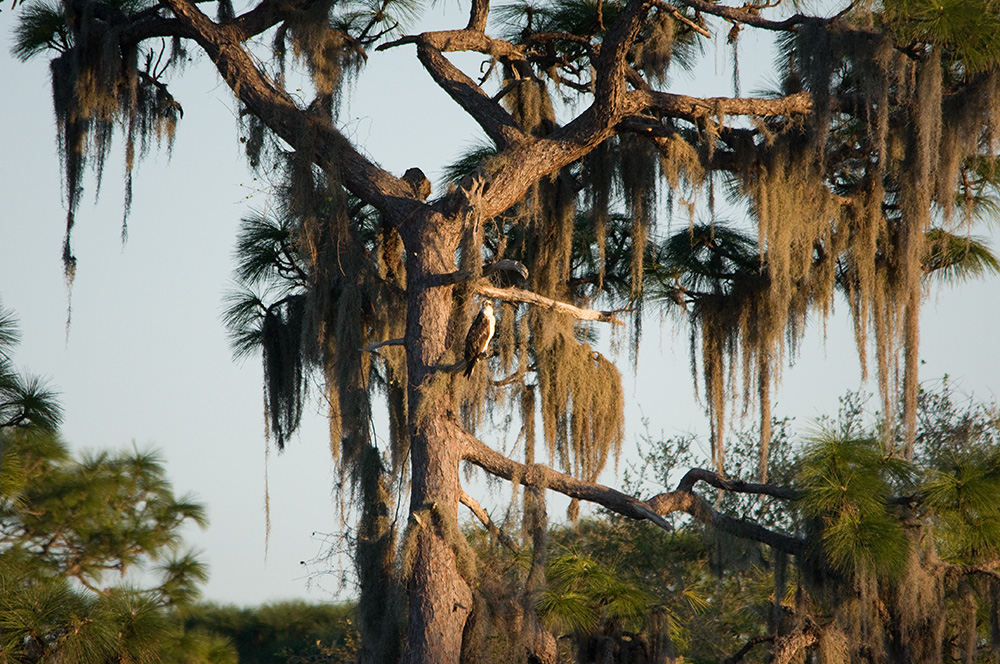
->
left=399, top=207, right=472, bottom=664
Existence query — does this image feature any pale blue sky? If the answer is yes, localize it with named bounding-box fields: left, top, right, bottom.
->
left=1, top=6, right=998, bottom=606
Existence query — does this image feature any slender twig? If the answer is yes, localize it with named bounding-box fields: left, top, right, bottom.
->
left=360, top=338, right=404, bottom=353
left=460, top=490, right=523, bottom=555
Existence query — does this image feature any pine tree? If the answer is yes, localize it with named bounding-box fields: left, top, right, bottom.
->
left=0, top=302, right=235, bottom=664
left=10, top=0, right=1000, bottom=661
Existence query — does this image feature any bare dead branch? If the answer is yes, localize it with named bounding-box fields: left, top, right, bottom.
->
left=647, top=0, right=711, bottom=38
left=675, top=467, right=801, bottom=500
left=459, top=428, right=806, bottom=554
left=460, top=490, right=522, bottom=554
left=474, top=284, right=626, bottom=325
left=360, top=338, right=405, bottom=353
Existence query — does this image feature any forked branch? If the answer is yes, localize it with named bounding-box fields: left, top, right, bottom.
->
left=459, top=429, right=806, bottom=555
left=414, top=40, right=525, bottom=149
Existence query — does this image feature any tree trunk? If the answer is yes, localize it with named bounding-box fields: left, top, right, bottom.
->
left=400, top=208, right=473, bottom=664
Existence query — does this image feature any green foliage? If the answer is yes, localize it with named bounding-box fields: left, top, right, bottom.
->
left=0, top=302, right=63, bottom=432
left=881, top=0, right=1000, bottom=73
left=0, top=339, right=229, bottom=664
left=922, top=227, right=1000, bottom=283
left=614, top=384, right=1000, bottom=663
left=796, top=432, right=913, bottom=580
left=541, top=552, right=655, bottom=634
left=10, top=0, right=68, bottom=60
left=1, top=431, right=207, bottom=590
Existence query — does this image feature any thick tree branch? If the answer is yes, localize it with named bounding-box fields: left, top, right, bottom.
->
left=121, top=0, right=293, bottom=49
left=413, top=40, right=526, bottom=150
left=673, top=0, right=808, bottom=31
left=591, top=0, right=647, bottom=124
left=459, top=429, right=807, bottom=555
left=429, top=0, right=645, bottom=220
left=675, top=467, right=800, bottom=500
left=379, top=30, right=524, bottom=61
left=466, top=0, right=490, bottom=32
left=644, top=489, right=806, bottom=555
left=160, top=0, right=421, bottom=221
left=474, top=284, right=626, bottom=325
left=460, top=429, right=674, bottom=529
left=630, top=90, right=814, bottom=121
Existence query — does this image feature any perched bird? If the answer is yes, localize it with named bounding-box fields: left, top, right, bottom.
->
left=463, top=300, right=495, bottom=377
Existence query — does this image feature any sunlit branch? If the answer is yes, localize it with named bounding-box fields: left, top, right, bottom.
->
left=630, top=90, right=813, bottom=121
left=378, top=30, right=524, bottom=60
left=459, top=429, right=675, bottom=530
left=413, top=41, right=525, bottom=149
left=466, top=0, right=490, bottom=32
left=474, top=284, right=627, bottom=326
left=591, top=0, right=647, bottom=123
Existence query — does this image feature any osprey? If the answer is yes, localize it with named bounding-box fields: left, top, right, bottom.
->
left=463, top=300, right=495, bottom=377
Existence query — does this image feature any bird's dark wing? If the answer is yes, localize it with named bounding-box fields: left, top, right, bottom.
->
left=464, top=311, right=488, bottom=377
